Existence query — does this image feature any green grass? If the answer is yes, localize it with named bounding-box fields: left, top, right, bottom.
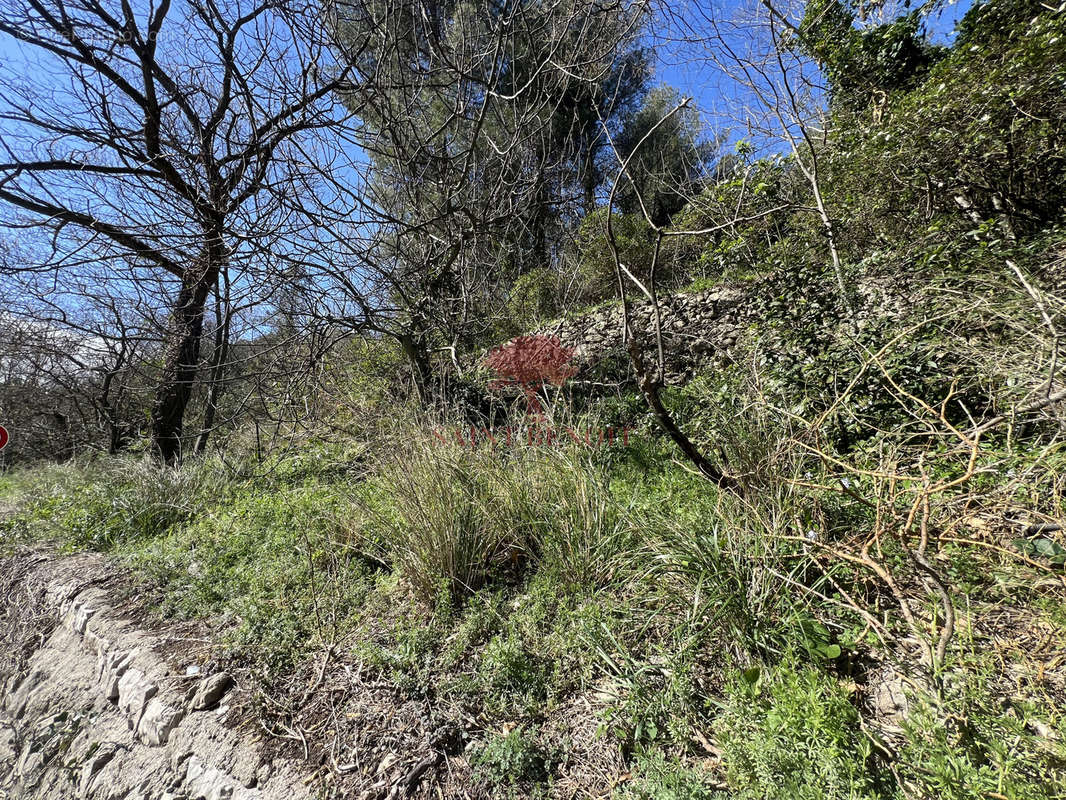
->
left=347, top=438, right=634, bottom=605
left=124, top=479, right=372, bottom=673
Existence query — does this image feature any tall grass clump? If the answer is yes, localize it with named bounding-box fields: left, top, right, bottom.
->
left=348, top=436, right=630, bottom=606
left=621, top=370, right=845, bottom=661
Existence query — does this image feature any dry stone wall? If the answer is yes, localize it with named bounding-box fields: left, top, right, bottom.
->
left=536, top=285, right=752, bottom=385
left=531, top=276, right=912, bottom=386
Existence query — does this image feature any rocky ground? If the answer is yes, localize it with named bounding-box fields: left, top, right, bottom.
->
left=0, top=550, right=313, bottom=800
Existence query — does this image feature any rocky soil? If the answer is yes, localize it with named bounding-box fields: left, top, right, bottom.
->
left=0, top=550, right=313, bottom=800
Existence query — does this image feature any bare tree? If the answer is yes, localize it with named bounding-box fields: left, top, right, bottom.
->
left=599, top=97, right=796, bottom=490
left=659, top=0, right=855, bottom=313
left=302, top=0, right=650, bottom=404
left=0, top=0, right=358, bottom=462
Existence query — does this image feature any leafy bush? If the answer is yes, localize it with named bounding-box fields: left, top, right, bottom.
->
left=799, top=0, right=945, bottom=111
left=829, top=0, right=1066, bottom=238
left=505, top=268, right=562, bottom=334
left=478, top=632, right=550, bottom=716
left=472, top=726, right=552, bottom=790
left=573, top=209, right=655, bottom=304
left=716, top=659, right=884, bottom=800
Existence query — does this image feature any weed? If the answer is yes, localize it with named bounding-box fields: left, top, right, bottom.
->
left=616, top=751, right=727, bottom=799
left=898, top=666, right=1066, bottom=800
left=716, top=657, right=885, bottom=800
left=472, top=726, right=553, bottom=791
left=479, top=632, right=550, bottom=717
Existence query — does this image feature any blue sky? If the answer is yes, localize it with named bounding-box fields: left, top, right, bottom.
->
left=0, top=0, right=978, bottom=135
left=0, top=0, right=980, bottom=331
left=651, top=0, right=976, bottom=142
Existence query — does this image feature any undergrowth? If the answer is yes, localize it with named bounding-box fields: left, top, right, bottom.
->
left=3, top=348, right=1063, bottom=798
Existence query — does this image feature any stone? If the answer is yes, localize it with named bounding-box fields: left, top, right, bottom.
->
left=66, top=601, right=97, bottom=635
left=0, top=724, right=17, bottom=765
left=117, top=669, right=158, bottom=730
left=184, top=754, right=249, bottom=800
left=189, top=673, right=232, bottom=712
left=15, top=742, right=45, bottom=779
left=138, top=698, right=185, bottom=746
left=867, top=667, right=910, bottom=735
left=78, top=743, right=119, bottom=798
left=255, top=761, right=274, bottom=786
left=84, top=629, right=110, bottom=657
left=1, top=553, right=314, bottom=800
left=100, top=650, right=135, bottom=702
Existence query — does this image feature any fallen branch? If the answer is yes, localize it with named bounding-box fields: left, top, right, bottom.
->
left=971, top=387, right=1066, bottom=436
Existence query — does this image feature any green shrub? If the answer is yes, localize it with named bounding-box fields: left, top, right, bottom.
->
left=573, top=209, right=655, bottom=304
left=0, top=515, right=30, bottom=553
left=828, top=0, right=1066, bottom=237
left=799, top=0, right=944, bottom=111
left=505, top=268, right=562, bottom=334
left=716, top=658, right=884, bottom=800
left=478, top=632, right=550, bottom=716
left=669, top=153, right=800, bottom=285
left=472, top=726, right=552, bottom=790
left=594, top=635, right=709, bottom=750
left=898, top=668, right=1066, bottom=800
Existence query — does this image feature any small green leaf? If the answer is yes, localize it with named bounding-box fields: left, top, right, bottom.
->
left=1015, top=537, right=1066, bottom=566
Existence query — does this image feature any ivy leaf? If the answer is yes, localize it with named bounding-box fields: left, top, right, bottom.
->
left=1014, top=537, right=1066, bottom=566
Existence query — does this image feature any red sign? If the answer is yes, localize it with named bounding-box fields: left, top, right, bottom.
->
left=0, top=425, right=7, bottom=450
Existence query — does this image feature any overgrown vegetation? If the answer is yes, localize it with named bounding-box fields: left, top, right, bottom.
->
left=2, top=0, right=1066, bottom=797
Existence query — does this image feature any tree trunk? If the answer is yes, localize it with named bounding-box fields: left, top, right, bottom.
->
left=151, top=240, right=223, bottom=464
left=532, top=178, right=550, bottom=269
left=96, top=373, right=123, bottom=455
left=194, top=270, right=231, bottom=455
left=399, top=330, right=434, bottom=404
left=626, top=336, right=737, bottom=491
left=583, top=147, right=598, bottom=214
